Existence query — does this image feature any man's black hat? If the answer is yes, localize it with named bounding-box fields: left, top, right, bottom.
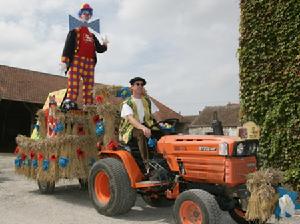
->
left=129, top=77, right=146, bottom=86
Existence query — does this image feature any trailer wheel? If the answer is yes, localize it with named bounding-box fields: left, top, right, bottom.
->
left=142, top=194, right=174, bottom=207
left=78, top=178, right=88, bottom=190
left=174, top=189, right=221, bottom=224
left=88, top=158, right=137, bottom=216
left=37, top=180, right=55, bottom=194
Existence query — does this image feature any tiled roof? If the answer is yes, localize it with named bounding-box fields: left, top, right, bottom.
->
left=190, top=103, right=240, bottom=127
left=0, top=65, right=182, bottom=120
left=150, top=97, right=183, bottom=121
left=182, top=115, right=199, bottom=124
left=0, top=65, right=67, bottom=104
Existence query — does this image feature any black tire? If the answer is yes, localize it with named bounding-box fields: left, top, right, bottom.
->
left=79, top=178, right=88, bottom=190
left=174, top=189, right=221, bottom=224
left=229, top=209, right=255, bottom=224
left=37, top=180, right=55, bottom=194
left=142, top=194, right=174, bottom=207
left=88, top=158, right=137, bottom=216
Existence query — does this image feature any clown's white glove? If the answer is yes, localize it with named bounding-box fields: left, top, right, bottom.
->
left=101, top=35, right=109, bottom=45
left=59, top=63, right=67, bottom=75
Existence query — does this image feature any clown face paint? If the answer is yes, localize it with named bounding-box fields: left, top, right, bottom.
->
left=80, top=11, right=92, bottom=22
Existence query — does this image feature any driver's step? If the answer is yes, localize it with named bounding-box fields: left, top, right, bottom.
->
left=135, top=180, right=169, bottom=188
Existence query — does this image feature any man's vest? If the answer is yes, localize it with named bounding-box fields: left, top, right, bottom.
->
left=119, top=96, right=155, bottom=143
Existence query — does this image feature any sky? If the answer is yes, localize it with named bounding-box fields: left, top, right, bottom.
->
left=0, top=0, right=240, bottom=115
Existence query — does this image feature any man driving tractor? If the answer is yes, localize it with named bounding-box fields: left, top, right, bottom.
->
left=119, top=77, right=161, bottom=173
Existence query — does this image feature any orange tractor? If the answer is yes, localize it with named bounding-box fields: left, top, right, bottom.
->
left=88, top=120, right=258, bottom=224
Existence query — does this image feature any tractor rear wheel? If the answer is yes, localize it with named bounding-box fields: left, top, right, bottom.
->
left=173, top=189, right=221, bottom=224
left=88, top=158, right=137, bottom=216
left=142, top=194, right=174, bottom=207
left=37, top=180, right=55, bottom=194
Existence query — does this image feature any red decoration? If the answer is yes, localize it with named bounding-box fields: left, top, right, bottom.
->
left=76, top=148, right=85, bottom=159
left=14, top=147, right=20, bottom=154
left=95, top=95, right=104, bottom=103
left=107, top=140, right=118, bottom=150
left=30, top=150, right=35, bottom=160
left=93, top=115, right=100, bottom=123
left=21, top=153, right=27, bottom=161
left=50, top=154, right=57, bottom=161
left=38, top=153, right=44, bottom=161
left=77, top=126, right=85, bottom=135
left=96, top=141, right=102, bottom=150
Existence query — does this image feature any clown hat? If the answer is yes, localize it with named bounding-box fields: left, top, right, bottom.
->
left=78, top=3, right=93, bottom=17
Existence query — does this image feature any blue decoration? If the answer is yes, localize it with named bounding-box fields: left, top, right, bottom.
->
left=147, top=137, right=157, bottom=149
left=274, top=187, right=299, bottom=218
left=58, top=157, right=69, bottom=168
left=14, top=156, right=22, bottom=168
left=42, top=160, right=49, bottom=171
left=32, top=159, right=38, bottom=169
left=89, top=158, right=96, bottom=166
left=69, top=15, right=100, bottom=33
left=24, top=159, right=31, bottom=167
left=117, top=87, right=131, bottom=99
left=96, top=121, right=105, bottom=136
left=34, top=123, right=40, bottom=131
left=54, top=121, right=64, bottom=133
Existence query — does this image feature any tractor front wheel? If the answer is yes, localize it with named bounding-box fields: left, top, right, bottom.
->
left=88, top=158, right=137, bottom=216
left=173, top=189, right=221, bottom=224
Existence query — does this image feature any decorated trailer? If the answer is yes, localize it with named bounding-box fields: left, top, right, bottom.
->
left=14, top=85, right=128, bottom=193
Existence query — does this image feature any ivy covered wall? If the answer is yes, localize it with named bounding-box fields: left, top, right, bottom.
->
left=239, top=0, right=300, bottom=189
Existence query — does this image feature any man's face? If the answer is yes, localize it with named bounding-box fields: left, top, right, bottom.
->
left=80, top=11, right=92, bottom=22
left=131, top=81, right=145, bottom=95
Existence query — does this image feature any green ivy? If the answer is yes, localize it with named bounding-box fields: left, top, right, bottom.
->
left=239, top=0, right=300, bottom=190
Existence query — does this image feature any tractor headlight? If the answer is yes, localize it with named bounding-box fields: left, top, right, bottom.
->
left=219, top=143, right=228, bottom=156
left=236, top=143, right=245, bottom=156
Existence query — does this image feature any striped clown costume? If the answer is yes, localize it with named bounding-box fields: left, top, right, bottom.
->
left=61, top=3, right=107, bottom=105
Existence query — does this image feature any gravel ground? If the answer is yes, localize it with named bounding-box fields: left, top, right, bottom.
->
left=0, top=153, right=299, bottom=224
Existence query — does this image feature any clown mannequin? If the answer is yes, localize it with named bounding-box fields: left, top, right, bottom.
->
left=60, top=3, right=108, bottom=108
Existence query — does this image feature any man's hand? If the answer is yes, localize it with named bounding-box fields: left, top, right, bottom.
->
left=141, top=126, right=151, bottom=138
left=59, top=63, right=67, bottom=75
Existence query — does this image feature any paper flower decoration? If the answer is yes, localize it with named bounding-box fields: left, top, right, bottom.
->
left=30, top=150, right=35, bottom=160
left=54, top=121, right=64, bottom=133
left=50, top=154, right=57, bottom=161
left=96, top=121, right=105, bottom=136
left=24, top=159, right=31, bottom=167
left=93, top=115, right=100, bottom=124
left=96, top=95, right=104, bottom=103
left=117, top=87, right=131, bottom=99
left=21, top=153, right=27, bottom=161
left=58, top=157, right=69, bottom=168
left=32, top=159, right=38, bottom=169
left=76, top=148, right=85, bottom=159
left=34, top=123, right=40, bottom=131
left=14, top=156, right=22, bottom=168
left=42, top=160, right=49, bottom=171
left=107, top=140, right=118, bottom=150
left=38, top=153, right=44, bottom=161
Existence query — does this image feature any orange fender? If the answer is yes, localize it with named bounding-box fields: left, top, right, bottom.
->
left=99, top=150, right=144, bottom=187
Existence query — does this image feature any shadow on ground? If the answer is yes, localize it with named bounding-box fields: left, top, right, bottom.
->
left=29, top=183, right=173, bottom=223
